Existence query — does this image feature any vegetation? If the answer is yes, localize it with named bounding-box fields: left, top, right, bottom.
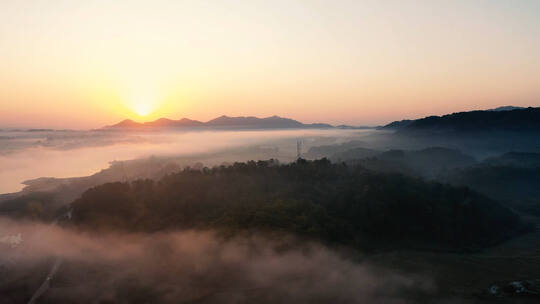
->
left=383, top=107, right=540, bottom=133
left=445, top=165, right=540, bottom=216
left=71, top=159, right=527, bottom=251
left=0, top=192, right=64, bottom=220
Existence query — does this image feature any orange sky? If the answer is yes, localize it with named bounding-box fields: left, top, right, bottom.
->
left=1, top=0, right=539, bottom=129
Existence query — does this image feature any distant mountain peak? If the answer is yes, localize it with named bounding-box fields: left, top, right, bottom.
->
left=154, top=118, right=173, bottom=122
left=178, top=117, right=201, bottom=123
left=104, top=115, right=338, bottom=130
left=488, top=106, right=525, bottom=112
left=107, top=119, right=140, bottom=128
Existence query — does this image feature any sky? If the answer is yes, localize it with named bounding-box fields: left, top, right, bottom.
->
left=1, top=0, right=539, bottom=129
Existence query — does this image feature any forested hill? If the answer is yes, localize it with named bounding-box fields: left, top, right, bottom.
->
left=382, top=107, right=540, bottom=133
left=71, top=159, right=528, bottom=252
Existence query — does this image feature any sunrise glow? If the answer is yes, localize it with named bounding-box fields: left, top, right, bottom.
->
left=0, top=1, right=539, bottom=129
left=131, top=100, right=154, bottom=117
left=2, top=2, right=540, bottom=302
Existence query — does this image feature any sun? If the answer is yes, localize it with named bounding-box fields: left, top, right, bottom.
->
left=133, top=102, right=152, bottom=116
left=124, top=86, right=160, bottom=118
left=130, top=96, right=157, bottom=117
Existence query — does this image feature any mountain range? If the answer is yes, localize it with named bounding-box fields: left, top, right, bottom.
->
left=105, top=115, right=367, bottom=130
left=106, top=106, right=537, bottom=132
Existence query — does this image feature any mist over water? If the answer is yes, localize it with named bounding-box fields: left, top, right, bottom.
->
left=0, top=129, right=370, bottom=193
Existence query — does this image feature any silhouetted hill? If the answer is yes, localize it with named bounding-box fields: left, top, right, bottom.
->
left=142, top=117, right=204, bottom=127
left=105, top=115, right=336, bottom=130
left=109, top=119, right=140, bottom=128
left=382, top=107, right=540, bottom=133
left=379, top=119, right=413, bottom=130
left=205, top=115, right=312, bottom=128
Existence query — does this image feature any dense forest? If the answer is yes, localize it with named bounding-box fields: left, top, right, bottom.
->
left=70, top=159, right=528, bottom=252
left=305, top=144, right=540, bottom=217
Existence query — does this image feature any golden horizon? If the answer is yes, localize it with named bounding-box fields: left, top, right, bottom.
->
left=1, top=1, right=539, bottom=129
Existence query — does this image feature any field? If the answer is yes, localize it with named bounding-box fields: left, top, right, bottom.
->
left=367, top=214, right=540, bottom=303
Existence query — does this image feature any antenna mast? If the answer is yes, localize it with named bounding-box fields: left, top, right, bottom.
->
left=296, top=139, right=302, bottom=159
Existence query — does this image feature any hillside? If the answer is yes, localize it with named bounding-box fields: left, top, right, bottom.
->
left=70, top=159, right=527, bottom=251
left=382, top=107, right=540, bottom=133
left=444, top=164, right=540, bottom=216
left=483, top=152, right=540, bottom=168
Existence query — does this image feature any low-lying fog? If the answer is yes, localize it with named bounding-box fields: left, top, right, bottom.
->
left=0, top=129, right=374, bottom=193
left=0, top=217, right=435, bottom=303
